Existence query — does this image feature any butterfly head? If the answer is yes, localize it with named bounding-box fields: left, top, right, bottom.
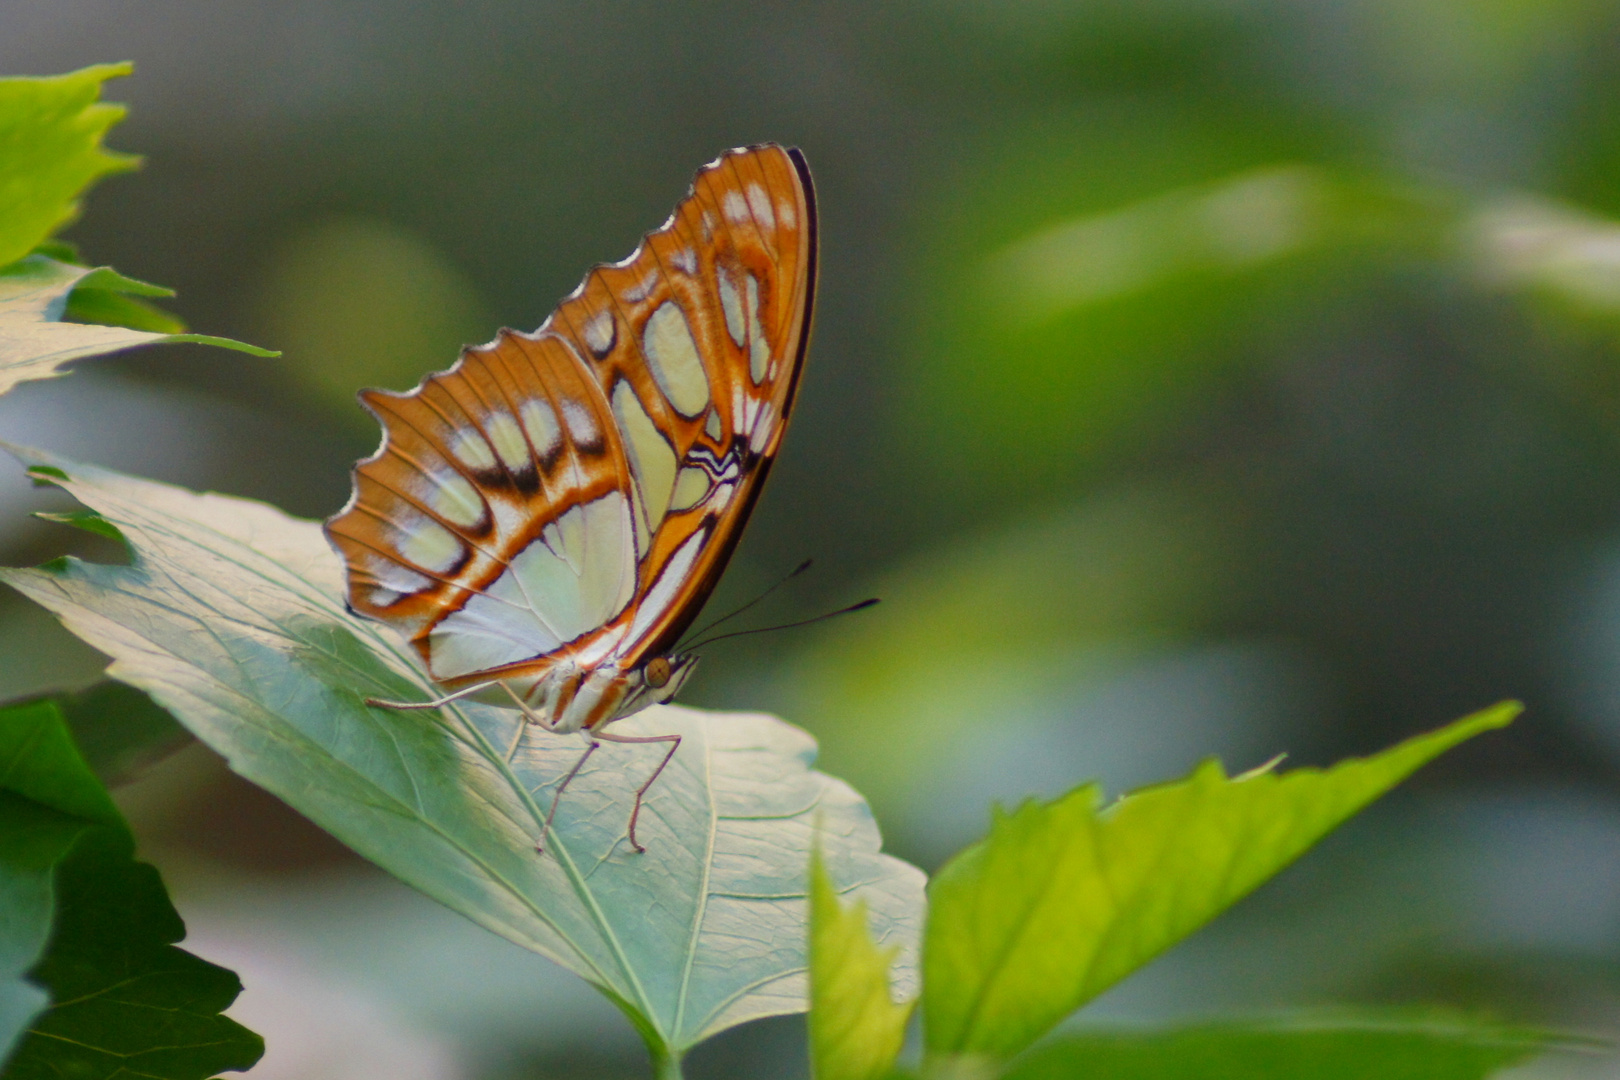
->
left=636, top=653, right=699, bottom=708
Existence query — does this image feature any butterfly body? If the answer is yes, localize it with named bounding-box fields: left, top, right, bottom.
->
left=464, top=651, right=700, bottom=735
left=325, top=144, right=815, bottom=846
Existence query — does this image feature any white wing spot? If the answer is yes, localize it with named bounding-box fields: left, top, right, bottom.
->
left=583, top=311, right=615, bottom=358
left=560, top=400, right=598, bottom=444
left=421, top=468, right=484, bottom=528
left=718, top=270, right=746, bottom=348
left=623, top=268, right=660, bottom=303
left=520, top=399, right=561, bottom=458
left=745, top=272, right=769, bottom=383
left=642, top=300, right=711, bottom=417
left=704, top=410, right=723, bottom=441
left=747, top=183, right=776, bottom=231
left=484, top=413, right=530, bottom=472
left=451, top=430, right=497, bottom=471
left=671, top=248, right=698, bottom=275
left=397, top=511, right=464, bottom=574
left=750, top=401, right=778, bottom=453
left=777, top=199, right=796, bottom=228
left=723, top=190, right=749, bottom=224
left=361, top=554, right=430, bottom=598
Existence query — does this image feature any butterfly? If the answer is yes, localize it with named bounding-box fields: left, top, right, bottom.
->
left=324, top=144, right=817, bottom=852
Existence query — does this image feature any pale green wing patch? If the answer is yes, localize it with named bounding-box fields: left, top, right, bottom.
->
left=0, top=445, right=925, bottom=1059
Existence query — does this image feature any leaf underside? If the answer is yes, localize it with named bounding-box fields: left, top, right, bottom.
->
left=0, top=444, right=926, bottom=1057
left=0, top=256, right=273, bottom=400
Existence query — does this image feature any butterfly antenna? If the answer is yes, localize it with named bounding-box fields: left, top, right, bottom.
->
left=679, top=558, right=814, bottom=648
left=684, top=597, right=880, bottom=651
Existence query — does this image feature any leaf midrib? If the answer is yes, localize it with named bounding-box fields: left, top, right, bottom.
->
left=670, top=716, right=718, bottom=1047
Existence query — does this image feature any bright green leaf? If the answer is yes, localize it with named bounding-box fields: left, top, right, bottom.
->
left=32, top=508, right=124, bottom=543
left=1001, top=1015, right=1566, bottom=1080
left=0, top=697, right=260, bottom=1076
left=0, top=446, right=926, bottom=1064
left=810, top=847, right=915, bottom=1080
left=61, top=265, right=185, bottom=333
left=922, top=703, right=1518, bottom=1063
left=0, top=64, right=138, bottom=268
left=0, top=257, right=274, bottom=399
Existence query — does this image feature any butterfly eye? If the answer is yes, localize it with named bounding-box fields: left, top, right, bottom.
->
left=645, top=657, right=672, bottom=688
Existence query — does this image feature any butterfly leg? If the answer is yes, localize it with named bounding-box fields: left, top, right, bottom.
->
left=590, top=729, right=682, bottom=854
left=365, top=680, right=497, bottom=710
left=536, top=736, right=600, bottom=855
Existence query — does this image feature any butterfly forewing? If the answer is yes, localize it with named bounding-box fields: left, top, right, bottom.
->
left=325, top=144, right=816, bottom=694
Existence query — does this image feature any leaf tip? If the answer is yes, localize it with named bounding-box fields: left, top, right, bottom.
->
left=25, top=465, right=70, bottom=488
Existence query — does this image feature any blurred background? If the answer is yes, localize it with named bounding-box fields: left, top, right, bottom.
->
left=7, top=0, right=1620, bottom=1076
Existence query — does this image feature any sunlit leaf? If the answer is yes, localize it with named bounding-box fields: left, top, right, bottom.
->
left=1001, top=1015, right=1565, bottom=1080
left=0, top=446, right=926, bottom=1063
left=809, top=847, right=915, bottom=1080
left=0, top=64, right=138, bottom=268
left=0, top=697, right=260, bottom=1077
left=922, top=703, right=1518, bottom=1063
left=0, top=257, right=275, bottom=399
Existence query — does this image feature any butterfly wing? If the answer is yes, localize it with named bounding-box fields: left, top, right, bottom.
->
left=324, top=143, right=817, bottom=690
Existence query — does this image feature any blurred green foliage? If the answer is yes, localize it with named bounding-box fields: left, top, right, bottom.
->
left=7, top=0, right=1620, bottom=1074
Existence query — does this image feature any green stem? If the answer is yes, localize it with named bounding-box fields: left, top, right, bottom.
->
left=651, top=1045, right=684, bottom=1080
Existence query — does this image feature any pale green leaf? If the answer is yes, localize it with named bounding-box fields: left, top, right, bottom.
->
left=1001, top=1015, right=1568, bottom=1080
left=0, top=64, right=138, bottom=267
left=0, top=257, right=274, bottom=398
left=0, top=446, right=926, bottom=1061
left=923, top=703, right=1518, bottom=1063
left=810, top=847, right=915, bottom=1080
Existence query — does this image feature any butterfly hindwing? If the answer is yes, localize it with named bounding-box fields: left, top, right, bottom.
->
left=325, top=144, right=817, bottom=689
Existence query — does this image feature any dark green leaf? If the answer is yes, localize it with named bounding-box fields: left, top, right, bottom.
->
left=923, top=705, right=1518, bottom=1063
left=0, top=697, right=259, bottom=1076
left=6, top=830, right=263, bottom=1080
